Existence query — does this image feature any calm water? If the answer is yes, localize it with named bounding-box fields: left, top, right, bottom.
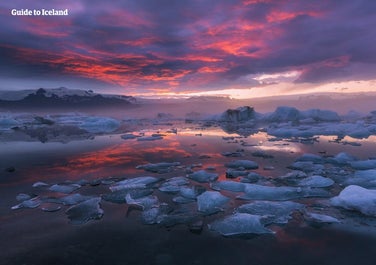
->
left=1, top=123, right=376, bottom=265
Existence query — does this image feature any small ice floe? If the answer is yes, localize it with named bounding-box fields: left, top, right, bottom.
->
left=121, top=133, right=139, bottom=140
left=297, top=175, right=334, bottom=188
left=225, top=160, right=259, bottom=170
left=16, top=193, right=34, bottom=201
left=237, top=201, right=304, bottom=224
left=158, top=176, right=190, bottom=193
left=188, top=170, right=218, bottom=183
left=32, top=181, right=49, bottom=188
left=209, top=213, right=273, bottom=237
left=78, top=116, right=120, bottom=133
left=102, top=189, right=153, bottom=204
left=156, top=210, right=199, bottom=227
left=110, top=176, right=160, bottom=192
left=44, top=193, right=94, bottom=205
left=41, top=205, right=62, bottom=212
left=49, top=184, right=81, bottom=194
left=295, top=153, right=323, bottom=163
left=326, top=152, right=357, bottom=165
left=137, top=135, right=163, bottom=141
left=240, top=172, right=263, bottom=183
left=288, top=161, right=324, bottom=173
left=211, top=181, right=246, bottom=192
left=225, top=169, right=249, bottom=178
left=221, top=151, right=244, bottom=157
left=350, top=159, right=376, bottom=170
left=304, top=212, right=340, bottom=227
left=344, top=169, right=376, bottom=188
left=172, top=196, right=196, bottom=204
left=11, top=197, right=41, bottom=210
left=331, top=185, right=376, bottom=216
left=65, top=197, right=104, bottom=225
left=179, top=185, right=206, bottom=199
left=252, top=150, right=274, bottom=159
left=141, top=203, right=172, bottom=225
left=136, top=162, right=181, bottom=173
left=125, top=194, right=159, bottom=210
left=238, top=184, right=330, bottom=201
left=197, top=191, right=229, bottom=215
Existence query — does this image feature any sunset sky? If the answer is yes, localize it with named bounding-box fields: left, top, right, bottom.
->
left=0, top=0, right=375, bottom=98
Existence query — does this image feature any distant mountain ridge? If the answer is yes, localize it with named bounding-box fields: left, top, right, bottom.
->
left=0, top=87, right=136, bottom=108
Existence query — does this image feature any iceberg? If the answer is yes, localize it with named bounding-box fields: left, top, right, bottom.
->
left=65, top=197, right=104, bottom=225
left=209, top=213, right=273, bottom=236
left=197, top=191, right=229, bottom=215
left=331, top=185, right=376, bottom=216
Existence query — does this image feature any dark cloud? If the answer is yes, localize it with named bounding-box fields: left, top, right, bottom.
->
left=0, top=0, right=375, bottom=93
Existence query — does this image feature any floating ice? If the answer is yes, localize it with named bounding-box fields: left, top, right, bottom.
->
left=156, top=213, right=198, bottom=227
left=110, top=176, right=160, bottom=191
left=344, top=170, right=376, bottom=188
left=331, top=185, right=376, bottom=216
left=209, top=213, right=273, bottom=237
left=237, top=201, right=304, bottom=224
left=136, top=162, right=180, bottom=173
left=211, top=181, right=246, bottom=192
left=16, top=193, right=33, bottom=201
left=44, top=193, right=94, bottom=205
left=49, top=184, right=81, bottom=194
left=252, top=150, right=274, bottom=159
left=125, top=194, right=159, bottom=210
left=225, top=160, right=259, bottom=170
left=297, top=175, right=334, bottom=188
left=326, top=152, right=357, bottom=165
left=266, top=106, right=301, bottom=122
left=102, top=189, right=153, bottom=203
left=238, top=184, right=330, bottom=201
left=304, top=212, right=340, bottom=225
left=350, top=160, right=376, bottom=170
left=197, top=191, right=229, bottom=215
left=295, top=153, right=323, bottom=163
left=77, top=116, right=120, bottom=133
left=11, top=197, right=41, bottom=210
left=137, top=135, right=163, bottom=141
left=301, top=109, right=340, bottom=122
left=289, top=161, right=324, bottom=173
left=32, top=181, right=49, bottom=188
left=121, top=133, right=139, bottom=140
left=219, top=106, right=257, bottom=122
left=188, top=170, right=218, bottom=183
left=65, top=197, right=104, bottom=225
left=158, top=177, right=189, bottom=193
left=225, top=169, right=249, bottom=178
left=141, top=203, right=173, bottom=225
left=41, top=205, right=62, bottom=212
left=240, top=172, right=263, bottom=183
left=179, top=185, right=205, bottom=199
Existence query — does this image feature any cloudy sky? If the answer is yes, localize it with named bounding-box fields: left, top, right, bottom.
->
left=0, top=0, right=375, bottom=98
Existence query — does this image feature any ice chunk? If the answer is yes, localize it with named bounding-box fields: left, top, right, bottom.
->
left=65, top=197, right=104, bottom=225
left=16, top=193, right=33, bottom=201
left=350, top=159, right=376, bottom=170
left=344, top=169, right=376, bottom=188
left=304, top=212, right=340, bottom=225
left=197, top=191, right=229, bottom=215
left=102, top=189, right=153, bottom=203
left=121, top=133, right=139, bottom=140
left=32, top=181, right=49, bottom=188
left=188, top=170, right=218, bottom=183
left=172, top=196, right=196, bottom=204
left=136, top=162, right=180, bottom=173
left=49, top=184, right=81, bottom=194
left=11, top=197, right=41, bottom=210
left=211, top=181, right=246, bottom=192
left=266, top=106, right=301, bottom=122
left=179, top=186, right=205, bottom=199
left=159, top=177, right=190, bottom=193
left=41, top=205, right=62, bottom=212
left=137, top=135, right=163, bottom=141
left=240, top=172, right=263, bottom=183
left=331, top=185, right=376, bottom=216
left=297, top=175, right=334, bottom=188
left=44, top=194, right=94, bottom=205
left=219, top=106, right=256, bottom=122
left=225, top=160, right=259, bottom=170
left=326, top=152, right=357, bottom=165
left=209, top=213, right=273, bottom=236
left=111, top=176, right=160, bottom=190
left=225, top=169, right=249, bottom=178
left=295, top=153, right=323, bottom=163
left=78, top=116, right=120, bottom=133
left=125, top=194, right=159, bottom=210
left=238, top=184, right=330, bottom=201
left=252, top=150, right=274, bottom=159
left=301, top=109, right=340, bottom=122
left=289, top=161, right=324, bottom=173
left=237, top=201, right=304, bottom=224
